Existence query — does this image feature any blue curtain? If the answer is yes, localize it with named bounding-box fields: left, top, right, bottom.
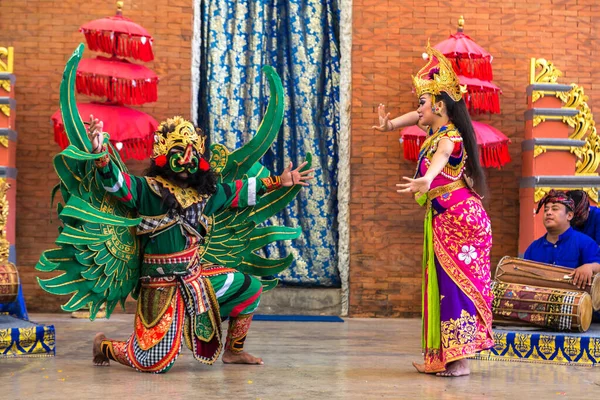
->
left=197, top=0, right=340, bottom=286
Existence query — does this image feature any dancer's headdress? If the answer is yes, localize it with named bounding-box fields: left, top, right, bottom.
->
left=153, top=116, right=206, bottom=159
left=412, top=41, right=467, bottom=102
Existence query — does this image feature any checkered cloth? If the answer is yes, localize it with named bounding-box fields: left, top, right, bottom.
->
left=557, top=291, right=577, bottom=331
left=137, top=213, right=176, bottom=235
left=129, top=299, right=183, bottom=371
left=137, top=203, right=206, bottom=248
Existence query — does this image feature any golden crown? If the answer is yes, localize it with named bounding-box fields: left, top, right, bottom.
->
left=153, top=116, right=206, bottom=159
left=412, top=41, right=467, bottom=102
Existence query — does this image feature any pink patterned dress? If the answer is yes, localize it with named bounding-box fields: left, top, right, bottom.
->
left=416, top=123, right=494, bottom=373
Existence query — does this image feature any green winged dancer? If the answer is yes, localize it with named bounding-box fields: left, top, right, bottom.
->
left=36, top=44, right=314, bottom=372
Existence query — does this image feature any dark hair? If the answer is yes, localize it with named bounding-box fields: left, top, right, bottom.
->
left=434, top=92, right=487, bottom=197
left=566, top=189, right=590, bottom=228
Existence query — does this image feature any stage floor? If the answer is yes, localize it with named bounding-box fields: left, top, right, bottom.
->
left=1, top=314, right=599, bottom=399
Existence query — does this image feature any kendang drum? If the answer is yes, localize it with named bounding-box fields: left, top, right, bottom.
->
left=491, top=280, right=593, bottom=333
left=0, top=263, right=19, bottom=304
left=495, top=256, right=600, bottom=311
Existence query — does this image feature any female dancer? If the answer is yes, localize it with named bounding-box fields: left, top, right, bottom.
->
left=374, top=44, right=494, bottom=377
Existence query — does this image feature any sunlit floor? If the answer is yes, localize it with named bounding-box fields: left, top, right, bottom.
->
left=1, top=314, right=599, bottom=400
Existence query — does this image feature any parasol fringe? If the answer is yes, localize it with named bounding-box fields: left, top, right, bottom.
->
left=465, top=91, right=501, bottom=115
left=76, top=73, right=158, bottom=105
left=82, top=30, right=154, bottom=62
left=450, top=57, right=493, bottom=81
left=401, top=135, right=423, bottom=162
left=401, top=134, right=511, bottom=169
left=53, top=125, right=154, bottom=162
left=479, top=141, right=511, bottom=169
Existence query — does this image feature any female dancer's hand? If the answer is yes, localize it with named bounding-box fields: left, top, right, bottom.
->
left=87, top=114, right=105, bottom=153
left=280, top=161, right=315, bottom=187
left=396, top=176, right=432, bottom=195
left=372, top=104, right=393, bottom=132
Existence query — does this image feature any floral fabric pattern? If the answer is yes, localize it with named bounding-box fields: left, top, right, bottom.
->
left=417, top=124, right=494, bottom=373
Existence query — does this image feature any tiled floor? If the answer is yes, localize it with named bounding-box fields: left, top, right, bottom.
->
left=1, top=314, right=598, bottom=399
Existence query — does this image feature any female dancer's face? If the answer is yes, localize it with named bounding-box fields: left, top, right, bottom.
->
left=417, top=94, right=436, bottom=126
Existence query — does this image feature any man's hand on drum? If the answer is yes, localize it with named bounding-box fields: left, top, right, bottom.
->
left=571, top=263, right=596, bottom=289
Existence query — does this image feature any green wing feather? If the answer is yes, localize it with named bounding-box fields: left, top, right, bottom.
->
left=206, top=66, right=312, bottom=290
left=36, top=44, right=142, bottom=320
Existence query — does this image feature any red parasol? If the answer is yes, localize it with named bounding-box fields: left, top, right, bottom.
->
left=80, top=4, right=154, bottom=62
left=401, top=121, right=511, bottom=169
left=460, top=76, right=501, bottom=114
left=433, top=17, right=500, bottom=114
left=76, top=56, right=158, bottom=105
left=52, top=102, right=158, bottom=161
left=435, top=31, right=493, bottom=81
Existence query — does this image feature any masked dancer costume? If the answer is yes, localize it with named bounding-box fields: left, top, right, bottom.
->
left=36, top=45, right=312, bottom=373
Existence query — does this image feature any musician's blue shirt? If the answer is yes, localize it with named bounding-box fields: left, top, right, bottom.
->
left=574, top=205, right=600, bottom=245
left=524, top=227, right=600, bottom=268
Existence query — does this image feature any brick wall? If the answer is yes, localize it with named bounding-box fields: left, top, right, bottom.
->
left=3, top=0, right=599, bottom=315
left=350, top=0, right=600, bottom=316
left=1, top=0, right=193, bottom=311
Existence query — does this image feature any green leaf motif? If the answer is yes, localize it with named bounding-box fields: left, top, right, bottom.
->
left=36, top=45, right=140, bottom=321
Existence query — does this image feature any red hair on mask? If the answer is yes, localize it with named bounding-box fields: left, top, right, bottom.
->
left=154, top=155, right=167, bottom=167
left=199, top=158, right=210, bottom=171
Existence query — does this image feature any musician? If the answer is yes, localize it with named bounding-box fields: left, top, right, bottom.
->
left=524, top=190, right=600, bottom=290
left=567, top=190, right=600, bottom=245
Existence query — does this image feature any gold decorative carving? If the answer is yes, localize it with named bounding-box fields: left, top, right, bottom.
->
left=565, top=103, right=595, bottom=140
left=0, top=47, right=13, bottom=73
left=528, top=56, right=600, bottom=204
left=531, top=91, right=544, bottom=103
left=532, top=114, right=578, bottom=128
left=575, top=128, right=600, bottom=175
left=0, top=80, right=10, bottom=93
left=0, top=137, right=8, bottom=148
left=0, top=178, right=11, bottom=263
left=533, top=144, right=582, bottom=159
left=0, top=105, right=9, bottom=117
left=532, top=115, right=546, bottom=127
left=530, top=58, right=562, bottom=85
left=559, top=84, right=588, bottom=109
left=534, top=187, right=598, bottom=203
left=531, top=83, right=587, bottom=105
left=532, top=109, right=594, bottom=141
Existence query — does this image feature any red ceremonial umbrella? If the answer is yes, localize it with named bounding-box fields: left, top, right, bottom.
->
left=435, top=31, right=493, bottom=81
left=401, top=121, right=511, bottom=169
left=52, top=102, right=158, bottom=161
left=433, top=17, right=501, bottom=114
left=460, top=76, right=501, bottom=114
left=76, top=56, right=158, bottom=105
left=80, top=5, right=154, bottom=62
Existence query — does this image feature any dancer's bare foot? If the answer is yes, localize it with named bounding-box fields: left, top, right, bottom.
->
left=222, top=349, right=264, bottom=365
left=412, top=361, right=426, bottom=373
left=436, top=359, right=470, bottom=377
left=93, top=332, right=110, bottom=366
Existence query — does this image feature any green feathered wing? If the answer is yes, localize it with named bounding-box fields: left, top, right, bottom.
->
left=37, top=46, right=310, bottom=318
left=36, top=44, right=142, bottom=320
left=204, top=65, right=312, bottom=291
